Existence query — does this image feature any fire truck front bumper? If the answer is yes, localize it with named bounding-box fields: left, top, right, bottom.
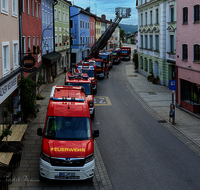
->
left=97, top=73, right=104, bottom=78
left=39, top=158, right=95, bottom=180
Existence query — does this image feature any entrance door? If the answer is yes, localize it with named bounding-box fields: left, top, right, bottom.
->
left=154, top=61, right=158, bottom=77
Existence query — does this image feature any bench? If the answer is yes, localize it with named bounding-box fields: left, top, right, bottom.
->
left=2, top=124, right=28, bottom=142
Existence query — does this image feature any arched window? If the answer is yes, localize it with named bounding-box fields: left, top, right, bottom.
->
left=183, top=7, right=188, bottom=24
left=182, top=44, right=188, bottom=61
left=194, top=45, right=200, bottom=62
left=194, top=5, right=200, bottom=22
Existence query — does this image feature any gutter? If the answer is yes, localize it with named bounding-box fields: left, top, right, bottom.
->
left=53, top=0, right=58, bottom=52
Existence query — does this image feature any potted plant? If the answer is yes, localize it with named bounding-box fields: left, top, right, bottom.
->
left=59, top=42, right=62, bottom=46
left=37, top=46, right=40, bottom=54
left=152, top=76, right=160, bottom=84
left=64, top=42, right=66, bottom=45
left=33, top=45, right=37, bottom=55
left=55, top=43, right=58, bottom=47
left=1, top=128, right=12, bottom=138
left=147, top=73, right=154, bottom=82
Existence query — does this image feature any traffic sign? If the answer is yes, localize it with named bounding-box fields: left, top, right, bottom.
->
left=169, top=80, right=176, bottom=91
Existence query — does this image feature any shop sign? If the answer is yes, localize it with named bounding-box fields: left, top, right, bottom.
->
left=22, top=55, right=35, bottom=68
left=0, top=74, right=20, bottom=104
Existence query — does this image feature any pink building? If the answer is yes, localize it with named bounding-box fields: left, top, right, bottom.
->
left=176, top=0, right=200, bottom=113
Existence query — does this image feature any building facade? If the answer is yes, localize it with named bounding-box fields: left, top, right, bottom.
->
left=136, top=0, right=176, bottom=86
left=0, top=0, right=21, bottom=124
left=54, top=0, right=71, bottom=75
left=176, top=0, right=200, bottom=113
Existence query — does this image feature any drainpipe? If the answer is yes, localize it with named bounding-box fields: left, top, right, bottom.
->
left=19, top=0, right=23, bottom=77
left=69, top=3, right=72, bottom=69
left=53, top=0, right=58, bottom=52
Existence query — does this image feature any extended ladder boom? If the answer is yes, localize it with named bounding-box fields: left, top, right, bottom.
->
left=89, top=7, right=131, bottom=58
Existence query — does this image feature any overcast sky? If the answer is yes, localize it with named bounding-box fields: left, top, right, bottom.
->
left=69, top=0, right=138, bottom=25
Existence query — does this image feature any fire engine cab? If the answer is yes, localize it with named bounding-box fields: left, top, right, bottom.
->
left=76, top=61, right=97, bottom=95
left=37, top=85, right=99, bottom=180
left=65, top=71, right=95, bottom=120
left=120, top=47, right=131, bottom=61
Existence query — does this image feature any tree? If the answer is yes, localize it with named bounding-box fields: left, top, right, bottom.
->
left=18, top=77, right=37, bottom=122
left=120, top=29, right=126, bottom=42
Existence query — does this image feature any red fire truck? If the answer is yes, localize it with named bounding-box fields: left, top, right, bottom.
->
left=112, top=48, right=121, bottom=64
left=65, top=71, right=95, bottom=120
left=120, top=47, right=131, bottom=61
left=99, top=52, right=113, bottom=70
left=37, top=85, right=99, bottom=180
left=76, top=61, right=97, bottom=95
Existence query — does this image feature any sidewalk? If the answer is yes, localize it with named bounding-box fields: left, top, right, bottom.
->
left=125, top=62, right=200, bottom=151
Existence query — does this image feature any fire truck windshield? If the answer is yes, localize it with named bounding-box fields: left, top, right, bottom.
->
left=121, top=50, right=128, bottom=54
left=112, top=51, right=118, bottom=55
left=96, top=61, right=102, bottom=67
left=67, top=82, right=91, bottom=95
left=99, top=55, right=108, bottom=60
left=82, top=70, right=95, bottom=77
left=45, top=116, right=91, bottom=140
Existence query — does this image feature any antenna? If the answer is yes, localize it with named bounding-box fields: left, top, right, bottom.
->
left=95, top=3, right=97, bottom=15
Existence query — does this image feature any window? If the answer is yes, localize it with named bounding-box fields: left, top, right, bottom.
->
left=22, top=37, right=26, bottom=58
left=28, top=36, right=31, bottom=50
left=80, top=37, right=82, bottom=45
left=54, top=8, right=57, bottom=21
left=145, top=12, right=147, bottom=25
left=1, top=0, right=8, bottom=14
left=42, top=9, right=44, bottom=24
left=70, top=20, right=73, bottom=28
left=145, top=35, right=148, bottom=49
left=140, top=35, right=143, bottom=48
left=37, top=36, right=39, bottom=46
left=83, top=21, right=84, bottom=29
left=55, top=35, right=57, bottom=44
left=45, top=11, right=47, bottom=25
left=59, top=10, right=61, bottom=22
left=63, top=12, right=65, bottom=23
left=32, top=0, right=34, bottom=16
left=88, top=22, right=89, bottom=29
left=183, top=7, right=188, bottom=24
left=13, top=41, right=18, bottom=68
left=150, top=35, right=153, bottom=50
left=86, top=21, right=87, bottom=29
left=48, top=12, right=50, bottom=25
left=36, top=1, right=38, bottom=18
left=194, top=45, right=200, bottom=62
left=33, top=36, right=35, bottom=46
left=91, top=36, right=92, bottom=44
left=150, top=10, right=152, bottom=25
left=80, top=20, right=82, bottom=28
left=22, top=0, right=25, bottom=13
left=182, top=44, right=188, bottom=61
left=141, top=13, right=143, bottom=26
left=170, top=7, right=174, bottom=22
left=27, top=0, right=30, bottom=15
left=2, top=42, right=10, bottom=76
left=59, top=35, right=62, bottom=44
left=155, top=35, right=159, bottom=51
left=39, top=4, right=41, bottom=18
left=170, top=35, right=174, bottom=53
left=155, top=9, right=159, bottom=24
left=12, top=0, right=18, bottom=16
left=52, top=37, right=53, bottom=50
left=66, top=13, right=69, bottom=24
left=194, top=5, right=200, bottom=23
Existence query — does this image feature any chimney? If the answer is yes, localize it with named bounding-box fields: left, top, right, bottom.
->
left=110, top=19, right=112, bottom=22
left=101, top=14, right=106, bottom=20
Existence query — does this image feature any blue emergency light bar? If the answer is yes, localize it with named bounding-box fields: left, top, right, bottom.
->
left=77, top=66, right=82, bottom=69
left=52, top=98, right=85, bottom=102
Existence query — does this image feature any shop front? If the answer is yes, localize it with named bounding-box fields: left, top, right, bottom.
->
left=181, top=79, right=200, bottom=113
left=42, top=52, right=61, bottom=83
left=0, top=72, right=21, bottom=125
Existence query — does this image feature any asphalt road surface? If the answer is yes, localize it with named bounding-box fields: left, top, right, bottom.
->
left=93, top=61, right=200, bottom=190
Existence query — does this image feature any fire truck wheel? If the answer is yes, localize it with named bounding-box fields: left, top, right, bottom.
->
left=91, top=110, right=95, bottom=120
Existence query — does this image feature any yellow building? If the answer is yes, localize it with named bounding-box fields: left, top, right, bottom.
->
left=95, top=18, right=101, bottom=42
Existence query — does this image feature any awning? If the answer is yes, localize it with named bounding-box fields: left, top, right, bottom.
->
left=42, top=52, right=61, bottom=65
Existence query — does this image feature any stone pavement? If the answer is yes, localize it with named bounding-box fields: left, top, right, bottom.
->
left=125, top=62, right=200, bottom=155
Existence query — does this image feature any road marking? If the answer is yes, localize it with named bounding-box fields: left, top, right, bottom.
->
left=94, top=96, right=112, bottom=106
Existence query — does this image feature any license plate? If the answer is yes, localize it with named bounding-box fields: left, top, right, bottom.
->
left=59, top=172, right=75, bottom=177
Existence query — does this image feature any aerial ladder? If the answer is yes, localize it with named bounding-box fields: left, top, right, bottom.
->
left=89, top=7, right=131, bottom=58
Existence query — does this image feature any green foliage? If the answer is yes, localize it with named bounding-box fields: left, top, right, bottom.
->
left=17, top=110, right=23, bottom=118
left=120, top=29, right=125, bottom=37
left=36, top=94, right=44, bottom=100
left=1, top=128, right=12, bottom=138
left=28, top=47, right=32, bottom=56
left=37, top=46, right=40, bottom=54
left=152, top=77, right=156, bottom=84
left=33, top=45, right=36, bottom=55
left=18, top=77, right=37, bottom=121
left=37, top=75, right=46, bottom=87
